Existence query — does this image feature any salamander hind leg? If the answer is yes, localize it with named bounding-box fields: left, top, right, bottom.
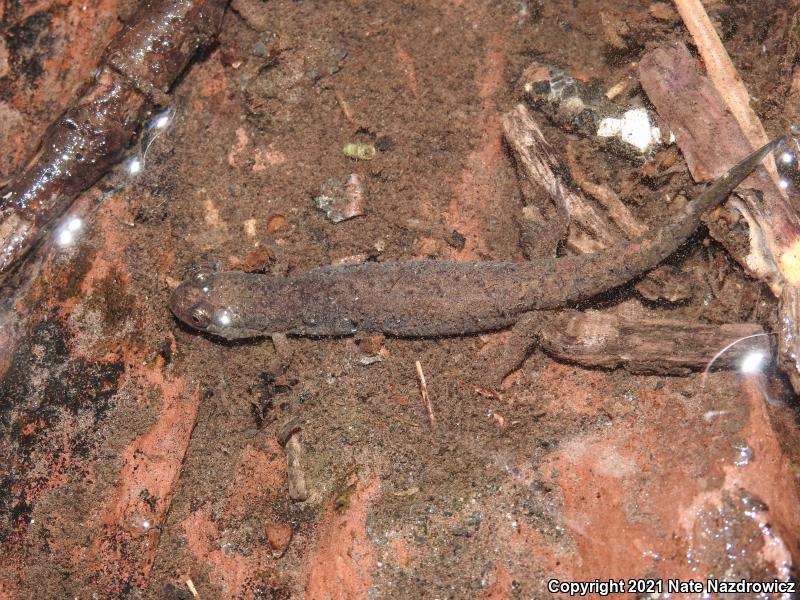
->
left=471, top=311, right=551, bottom=389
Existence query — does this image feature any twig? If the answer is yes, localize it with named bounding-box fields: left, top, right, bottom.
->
left=334, top=89, right=361, bottom=131
left=415, top=360, right=436, bottom=428
left=564, top=142, right=647, bottom=238
left=640, top=43, right=800, bottom=393
left=671, top=0, right=780, bottom=186
left=0, top=0, right=228, bottom=285
left=279, top=419, right=309, bottom=501
left=186, top=578, right=200, bottom=600
left=538, top=310, right=768, bottom=374
left=639, top=46, right=789, bottom=290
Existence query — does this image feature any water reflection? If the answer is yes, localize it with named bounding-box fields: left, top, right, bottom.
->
left=776, top=140, right=799, bottom=191
left=701, top=333, right=774, bottom=386
left=55, top=216, right=83, bottom=248
left=127, top=106, right=175, bottom=177
left=127, top=156, right=143, bottom=175
left=52, top=107, right=175, bottom=251
left=739, top=350, right=766, bottom=374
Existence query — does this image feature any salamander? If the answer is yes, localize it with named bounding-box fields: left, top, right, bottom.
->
left=169, top=138, right=782, bottom=340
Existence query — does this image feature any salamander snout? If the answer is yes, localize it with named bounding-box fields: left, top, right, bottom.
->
left=168, top=270, right=259, bottom=340
left=169, top=270, right=215, bottom=331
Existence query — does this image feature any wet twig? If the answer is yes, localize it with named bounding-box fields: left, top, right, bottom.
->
left=538, top=310, right=769, bottom=374
left=0, top=0, right=229, bottom=285
left=672, top=0, right=777, bottom=183
left=279, top=419, right=309, bottom=501
left=415, top=361, right=436, bottom=428
left=564, top=142, right=647, bottom=238
left=640, top=44, right=800, bottom=391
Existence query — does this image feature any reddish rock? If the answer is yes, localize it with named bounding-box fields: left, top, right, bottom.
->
left=265, top=521, right=293, bottom=553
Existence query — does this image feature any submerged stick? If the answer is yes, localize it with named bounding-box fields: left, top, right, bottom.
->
left=415, top=361, right=436, bottom=428
left=0, top=0, right=228, bottom=285
left=538, top=310, right=769, bottom=375
left=640, top=44, right=800, bottom=391
left=671, top=0, right=774, bottom=162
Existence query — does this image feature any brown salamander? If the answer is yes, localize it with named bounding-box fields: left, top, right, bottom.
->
left=170, top=138, right=782, bottom=340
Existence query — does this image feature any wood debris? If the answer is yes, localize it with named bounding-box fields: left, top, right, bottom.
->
left=415, top=360, right=436, bottom=428
left=0, top=0, right=227, bottom=285
left=564, top=142, right=647, bottom=238
left=640, top=43, right=800, bottom=390
left=538, top=310, right=769, bottom=374
left=502, top=104, right=619, bottom=254
left=279, top=419, right=309, bottom=501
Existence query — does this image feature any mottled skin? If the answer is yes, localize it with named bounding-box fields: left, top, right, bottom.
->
left=170, top=139, right=782, bottom=340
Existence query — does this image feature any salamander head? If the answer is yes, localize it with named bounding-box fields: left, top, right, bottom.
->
left=169, top=269, right=261, bottom=340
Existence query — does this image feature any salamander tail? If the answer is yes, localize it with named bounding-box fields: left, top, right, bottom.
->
left=691, top=135, right=786, bottom=216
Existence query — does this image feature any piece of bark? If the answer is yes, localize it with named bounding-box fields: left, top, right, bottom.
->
left=640, top=46, right=760, bottom=183
left=671, top=0, right=774, bottom=162
left=502, top=104, right=621, bottom=255
left=279, top=420, right=309, bottom=501
left=538, top=310, right=768, bottom=375
left=0, top=0, right=228, bottom=285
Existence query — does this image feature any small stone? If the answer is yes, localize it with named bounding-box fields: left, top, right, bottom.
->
left=267, top=214, right=287, bottom=233
left=265, top=521, right=293, bottom=554
left=314, top=174, right=365, bottom=223
left=357, top=334, right=385, bottom=355
left=252, top=41, right=268, bottom=57
left=358, top=355, right=384, bottom=366
left=355, top=334, right=387, bottom=365
left=229, top=244, right=274, bottom=273
left=446, top=230, right=466, bottom=250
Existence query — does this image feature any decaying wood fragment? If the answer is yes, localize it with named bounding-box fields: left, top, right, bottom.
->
left=501, top=97, right=768, bottom=372
left=564, top=142, right=647, bottom=238
left=0, top=0, right=228, bottom=285
left=640, top=44, right=800, bottom=390
left=538, top=310, right=768, bottom=375
left=502, top=104, right=620, bottom=254
left=279, top=419, right=309, bottom=501
left=671, top=0, right=775, bottom=169
left=639, top=45, right=795, bottom=291
left=415, top=360, right=436, bottom=428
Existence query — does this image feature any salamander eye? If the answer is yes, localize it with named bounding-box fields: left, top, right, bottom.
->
left=189, top=305, right=211, bottom=328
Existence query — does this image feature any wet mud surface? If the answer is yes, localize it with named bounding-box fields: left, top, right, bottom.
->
left=2, top=1, right=800, bottom=598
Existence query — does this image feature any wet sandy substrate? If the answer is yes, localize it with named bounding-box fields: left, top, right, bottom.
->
left=1, top=1, right=800, bottom=598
